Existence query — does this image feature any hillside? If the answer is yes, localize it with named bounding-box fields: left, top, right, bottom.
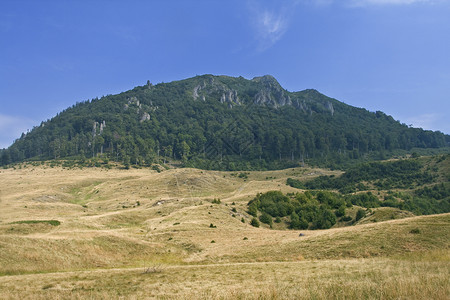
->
left=0, top=164, right=449, bottom=299
left=2, top=74, right=449, bottom=170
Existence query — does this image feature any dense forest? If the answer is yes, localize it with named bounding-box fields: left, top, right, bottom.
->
left=248, top=186, right=449, bottom=230
left=287, top=159, right=434, bottom=193
left=1, top=74, right=449, bottom=170
left=286, top=155, right=450, bottom=216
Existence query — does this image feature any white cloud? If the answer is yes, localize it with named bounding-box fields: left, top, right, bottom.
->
left=248, top=1, right=297, bottom=51
left=306, top=0, right=443, bottom=6
left=349, top=0, right=439, bottom=6
left=0, top=114, right=36, bottom=149
left=402, top=113, right=449, bottom=133
left=260, top=10, right=287, bottom=41
left=246, top=0, right=441, bottom=51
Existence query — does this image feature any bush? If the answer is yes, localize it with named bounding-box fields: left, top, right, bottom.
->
left=259, top=212, right=273, bottom=226
left=341, top=215, right=352, bottom=222
left=355, top=209, right=366, bottom=221
left=250, top=217, right=260, bottom=228
left=12, top=220, right=60, bottom=226
left=335, top=205, right=346, bottom=217
left=247, top=204, right=258, bottom=217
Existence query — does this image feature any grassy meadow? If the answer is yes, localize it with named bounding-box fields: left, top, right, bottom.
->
left=0, top=164, right=448, bottom=299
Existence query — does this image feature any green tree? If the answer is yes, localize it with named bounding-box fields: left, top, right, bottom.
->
left=290, top=212, right=299, bottom=228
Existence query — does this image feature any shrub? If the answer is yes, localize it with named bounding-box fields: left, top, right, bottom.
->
left=341, top=215, right=352, bottom=222
left=259, top=212, right=273, bottom=226
left=355, top=209, right=366, bottom=221
left=238, top=172, right=248, bottom=179
left=335, top=205, right=346, bottom=217
left=247, top=204, right=258, bottom=217
left=12, top=220, right=60, bottom=226
left=250, top=217, right=260, bottom=228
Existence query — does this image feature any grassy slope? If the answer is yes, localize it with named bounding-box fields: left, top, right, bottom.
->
left=0, top=164, right=448, bottom=299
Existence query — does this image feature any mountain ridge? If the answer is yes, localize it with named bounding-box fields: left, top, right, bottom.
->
left=1, top=74, right=449, bottom=169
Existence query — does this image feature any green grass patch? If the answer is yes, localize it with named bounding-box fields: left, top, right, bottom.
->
left=68, top=180, right=103, bottom=205
left=11, top=220, right=61, bottom=226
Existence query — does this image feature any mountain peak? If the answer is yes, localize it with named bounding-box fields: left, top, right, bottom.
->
left=251, top=75, right=280, bottom=87
left=249, top=75, right=290, bottom=108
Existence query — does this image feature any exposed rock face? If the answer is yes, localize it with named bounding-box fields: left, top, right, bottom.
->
left=140, top=112, right=151, bottom=122
left=192, top=77, right=240, bottom=106
left=92, top=120, right=106, bottom=136
left=252, top=75, right=291, bottom=108
left=190, top=75, right=334, bottom=114
left=124, top=96, right=157, bottom=122
left=325, top=101, right=334, bottom=116
left=124, top=96, right=141, bottom=110
left=254, top=89, right=291, bottom=108
left=193, top=84, right=202, bottom=100
left=100, top=120, right=106, bottom=133
left=220, top=90, right=240, bottom=105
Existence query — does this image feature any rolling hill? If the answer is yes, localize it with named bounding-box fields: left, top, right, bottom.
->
left=0, top=164, right=448, bottom=299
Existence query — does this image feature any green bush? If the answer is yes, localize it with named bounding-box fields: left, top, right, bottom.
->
left=259, top=212, right=273, bottom=226
left=341, top=215, right=352, bottom=222
left=250, top=217, right=260, bottom=228
left=355, top=209, right=366, bottom=221
left=12, top=220, right=60, bottom=226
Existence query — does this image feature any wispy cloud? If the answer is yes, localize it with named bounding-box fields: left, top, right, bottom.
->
left=246, top=0, right=439, bottom=51
left=248, top=1, right=297, bottom=51
left=0, top=114, right=36, bottom=149
left=348, top=0, right=441, bottom=6
left=402, top=113, right=449, bottom=133
left=305, top=0, right=443, bottom=6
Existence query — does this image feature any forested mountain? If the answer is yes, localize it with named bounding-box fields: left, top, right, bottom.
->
left=1, top=74, right=449, bottom=170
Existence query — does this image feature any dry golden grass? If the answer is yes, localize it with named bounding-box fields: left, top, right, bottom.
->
left=0, top=254, right=448, bottom=299
left=0, top=164, right=448, bottom=299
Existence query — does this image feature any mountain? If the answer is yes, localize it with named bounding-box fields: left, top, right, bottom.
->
left=1, top=74, right=449, bottom=169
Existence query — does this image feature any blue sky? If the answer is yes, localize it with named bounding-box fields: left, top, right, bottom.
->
left=1, top=0, right=450, bottom=149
